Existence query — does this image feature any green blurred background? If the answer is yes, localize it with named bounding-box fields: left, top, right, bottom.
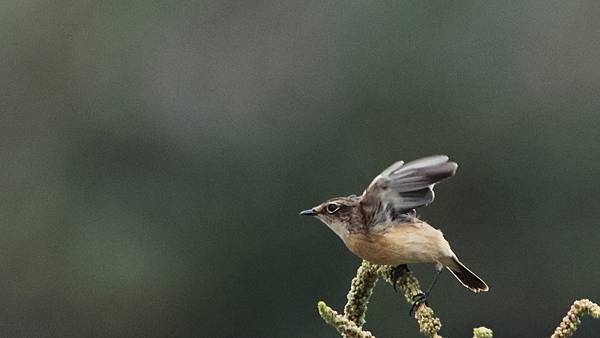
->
left=2, top=1, right=600, bottom=337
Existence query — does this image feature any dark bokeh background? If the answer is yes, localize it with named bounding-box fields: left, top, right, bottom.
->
left=2, top=1, right=600, bottom=337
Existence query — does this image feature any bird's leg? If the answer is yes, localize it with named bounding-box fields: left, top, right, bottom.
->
left=409, top=293, right=428, bottom=316
left=425, top=267, right=443, bottom=296
left=409, top=268, right=443, bottom=316
left=391, top=264, right=409, bottom=292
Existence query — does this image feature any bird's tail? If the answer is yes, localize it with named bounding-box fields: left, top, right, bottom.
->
left=443, top=257, right=489, bottom=293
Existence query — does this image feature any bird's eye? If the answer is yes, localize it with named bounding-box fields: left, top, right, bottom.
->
left=326, top=203, right=340, bottom=214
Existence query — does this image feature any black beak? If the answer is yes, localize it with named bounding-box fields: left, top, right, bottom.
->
left=299, top=208, right=317, bottom=216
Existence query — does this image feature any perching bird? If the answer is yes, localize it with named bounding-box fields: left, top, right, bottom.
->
left=300, top=155, right=488, bottom=302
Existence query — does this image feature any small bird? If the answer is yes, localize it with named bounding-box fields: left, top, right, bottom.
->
left=300, top=155, right=488, bottom=300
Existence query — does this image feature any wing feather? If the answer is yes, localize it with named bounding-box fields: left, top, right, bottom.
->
left=360, top=155, right=457, bottom=226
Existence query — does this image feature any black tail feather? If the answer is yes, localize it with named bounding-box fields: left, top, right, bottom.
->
left=445, top=257, right=489, bottom=293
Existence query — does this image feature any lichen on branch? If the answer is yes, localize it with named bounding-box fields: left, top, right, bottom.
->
left=551, top=298, right=600, bottom=338
left=343, top=261, right=379, bottom=326
left=375, top=264, right=443, bottom=338
left=473, top=326, right=493, bottom=338
left=318, top=301, right=375, bottom=338
left=318, top=261, right=446, bottom=338
left=315, top=260, right=599, bottom=338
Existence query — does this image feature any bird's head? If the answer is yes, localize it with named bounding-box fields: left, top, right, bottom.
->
left=299, top=195, right=362, bottom=238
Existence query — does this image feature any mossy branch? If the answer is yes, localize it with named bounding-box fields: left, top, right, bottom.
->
left=550, top=299, right=600, bottom=338
left=317, top=261, right=470, bottom=338
left=375, top=264, right=443, bottom=338
left=317, top=260, right=597, bottom=338
left=343, top=261, right=379, bottom=326
left=318, top=301, right=375, bottom=338
left=473, top=326, right=494, bottom=338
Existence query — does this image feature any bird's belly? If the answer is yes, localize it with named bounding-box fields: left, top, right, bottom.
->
left=343, top=225, right=450, bottom=265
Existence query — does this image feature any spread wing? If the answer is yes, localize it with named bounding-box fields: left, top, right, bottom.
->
left=360, top=155, right=458, bottom=226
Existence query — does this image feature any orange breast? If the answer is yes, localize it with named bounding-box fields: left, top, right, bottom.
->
left=342, top=222, right=453, bottom=265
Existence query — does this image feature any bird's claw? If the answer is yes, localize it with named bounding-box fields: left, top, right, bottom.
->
left=390, top=265, right=428, bottom=316
left=409, top=292, right=428, bottom=316
left=391, top=264, right=408, bottom=292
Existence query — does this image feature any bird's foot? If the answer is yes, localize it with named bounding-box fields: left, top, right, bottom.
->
left=391, top=264, right=409, bottom=292
left=409, top=292, right=429, bottom=316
